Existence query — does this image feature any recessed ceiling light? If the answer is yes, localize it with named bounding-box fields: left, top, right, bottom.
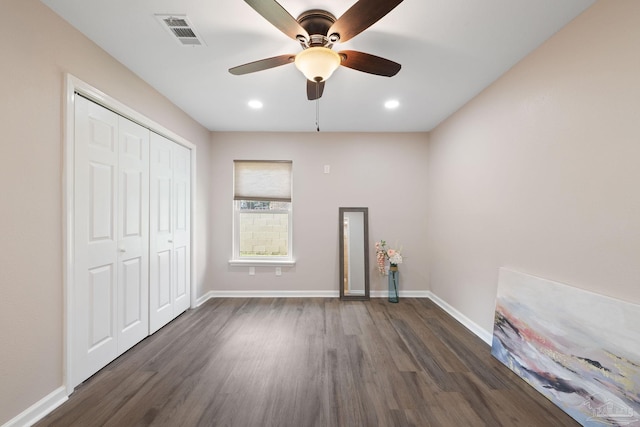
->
left=384, top=99, right=400, bottom=109
left=248, top=100, right=263, bottom=109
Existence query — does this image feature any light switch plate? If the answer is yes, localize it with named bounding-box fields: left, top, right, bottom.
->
left=249, top=267, right=255, bottom=275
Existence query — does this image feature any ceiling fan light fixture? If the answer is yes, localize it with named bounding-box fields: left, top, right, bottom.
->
left=294, top=47, right=341, bottom=82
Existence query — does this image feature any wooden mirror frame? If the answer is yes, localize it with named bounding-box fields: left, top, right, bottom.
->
left=339, top=207, right=370, bottom=301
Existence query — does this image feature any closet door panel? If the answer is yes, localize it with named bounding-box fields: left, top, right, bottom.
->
left=121, top=257, right=143, bottom=326
left=154, top=249, right=172, bottom=311
left=117, top=117, right=149, bottom=353
left=149, top=134, right=191, bottom=332
left=73, top=96, right=119, bottom=387
left=88, top=265, right=115, bottom=350
left=149, top=133, right=176, bottom=333
left=173, top=144, right=191, bottom=314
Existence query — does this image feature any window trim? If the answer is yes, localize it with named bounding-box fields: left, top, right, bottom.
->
left=230, top=201, right=294, bottom=265
left=228, top=259, right=296, bottom=268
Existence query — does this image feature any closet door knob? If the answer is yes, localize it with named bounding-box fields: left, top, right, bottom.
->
left=119, top=248, right=126, bottom=253
left=168, top=240, right=173, bottom=243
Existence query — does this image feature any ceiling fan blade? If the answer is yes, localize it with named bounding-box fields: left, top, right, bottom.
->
left=244, top=0, right=309, bottom=41
left=328, top=0, right=403, bottom=43
left=339, top=50, right=401, bottom=77
left=229, top=54, right=295, bottom=75
left=307, top=79, right=325, bottom=100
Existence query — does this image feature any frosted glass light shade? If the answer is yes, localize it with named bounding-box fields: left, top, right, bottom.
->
left=294, top=47, right=341, bottom=82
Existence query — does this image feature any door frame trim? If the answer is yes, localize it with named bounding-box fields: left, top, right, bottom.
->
left=63, top=73, right=198, bottom=394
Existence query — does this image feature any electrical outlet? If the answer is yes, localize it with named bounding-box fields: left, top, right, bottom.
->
left=275, top=267, right=282, bottom=276
left=323, top=165, right=330, bottom=174
left=249, top=267, right=255, bottom=276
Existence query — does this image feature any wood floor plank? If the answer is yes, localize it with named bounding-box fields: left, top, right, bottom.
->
left=36, top=298, right=580, bottom=427
left=391, top=318, right=458, bottom=392
left=369, top=309, right=421, bottom=373
left=390, top=303, right=470, bottom=374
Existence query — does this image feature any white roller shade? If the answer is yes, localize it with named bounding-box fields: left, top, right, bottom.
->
left=234, top=160, right=292, bottom=202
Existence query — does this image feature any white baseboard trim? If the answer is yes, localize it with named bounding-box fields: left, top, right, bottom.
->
left=197, top=290, right=431, bottom=304
left=427, top=292, right=493, bottom=346
left=197, top=290, right=340, bottom=303
left=3, top=386, right=67, bottom=427
left=371, top=290, right=431, bottom=298
left=195, top=291, right=215, bottom=306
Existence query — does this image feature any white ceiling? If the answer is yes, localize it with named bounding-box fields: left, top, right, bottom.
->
left=41, top=0, right=594, bottom=132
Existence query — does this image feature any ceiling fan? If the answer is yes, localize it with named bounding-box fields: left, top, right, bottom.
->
left=229, top=0, right=404, bottom=100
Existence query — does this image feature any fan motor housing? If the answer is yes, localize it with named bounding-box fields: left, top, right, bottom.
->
left=297, top=10, right=337, bottom=46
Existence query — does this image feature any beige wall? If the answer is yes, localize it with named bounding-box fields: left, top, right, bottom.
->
left=209, top=132, right=429, bottom=294
left=0, top=1, right=211, bottom=424
left=427, top=0, right=640, bottom=333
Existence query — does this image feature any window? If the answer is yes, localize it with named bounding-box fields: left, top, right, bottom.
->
left=231, top=160, right=293, bottom=265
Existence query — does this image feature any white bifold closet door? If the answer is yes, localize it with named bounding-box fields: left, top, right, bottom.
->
left=149, top=132, right=191, bottom=334
left=73, top=96, right=149, bottom=387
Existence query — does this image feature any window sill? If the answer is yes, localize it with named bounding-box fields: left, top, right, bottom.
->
left=228, top=259, right=296, bottom=268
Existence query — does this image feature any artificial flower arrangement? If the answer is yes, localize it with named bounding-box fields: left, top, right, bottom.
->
left=375, top=240, right=403, bottom=275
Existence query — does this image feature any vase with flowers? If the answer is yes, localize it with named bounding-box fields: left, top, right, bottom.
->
left=375, top=240, right=403, bottom=303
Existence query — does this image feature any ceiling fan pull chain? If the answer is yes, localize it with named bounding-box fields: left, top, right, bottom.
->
left=316, top=79, right=321, bottom=132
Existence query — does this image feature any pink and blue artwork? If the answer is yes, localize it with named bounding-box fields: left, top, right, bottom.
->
left=491, top=268, right=640, bottom=426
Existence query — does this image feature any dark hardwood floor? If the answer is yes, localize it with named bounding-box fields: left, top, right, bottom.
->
left=36, top=298, right=579, bottom=426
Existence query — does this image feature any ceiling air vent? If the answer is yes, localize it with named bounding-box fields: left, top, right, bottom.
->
left=155, top=14, right=205, bottom=46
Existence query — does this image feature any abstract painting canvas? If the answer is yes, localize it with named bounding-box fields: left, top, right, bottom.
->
left=491, top=268, right=640, bottom=426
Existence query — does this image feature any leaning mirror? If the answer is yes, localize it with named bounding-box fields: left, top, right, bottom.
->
left=339, top=207, right=370, bottom=300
